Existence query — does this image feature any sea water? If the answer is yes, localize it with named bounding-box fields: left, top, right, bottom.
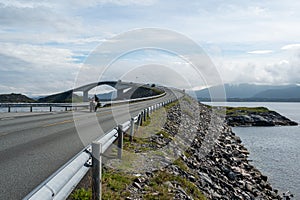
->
left=204, top=102, right=300, bottom=197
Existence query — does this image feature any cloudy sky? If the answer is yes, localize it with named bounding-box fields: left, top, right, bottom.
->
left=1, top=0, right=300, bottom=95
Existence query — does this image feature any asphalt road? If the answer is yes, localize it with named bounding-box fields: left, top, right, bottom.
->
left=0, top=90, right=182, bottom=200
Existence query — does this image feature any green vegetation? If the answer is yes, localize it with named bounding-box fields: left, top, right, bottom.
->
left=183, top=96, right=193, bottom=104
left=70, top=98, right=206, bottom=200
left=38, top=90, right=82, bottom=103
left=123, top=102, right=174, bottom=153
left=145, top=169, right=206, bottom=200
left=102, top=169, right=134, bottom=199
left=173, top=158, right=189, bottom=172
left=70, top=188, right=92, bottom=200
left=165, top=100, right=179, bottom=111
left=151, top=87, right=164, bottom=95
left=226, top=106, right=270, bottom=116
left=156, top=130, right=173, bottom=140
left=182, top=109, right=194, bottom=118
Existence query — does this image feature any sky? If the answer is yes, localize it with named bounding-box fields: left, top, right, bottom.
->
left=0, top=0, right=300, bottom=96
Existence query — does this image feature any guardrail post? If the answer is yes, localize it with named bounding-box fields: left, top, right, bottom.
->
left=147, top=108, right=150, bottom=118
left=50, top=106, right=52, bottom=112
left=92, top=141, right=102, bottom=200
left=65, top=107, right=67, bottom=111
left=30, top=106, right=33, bottom=112
left=138, top=113, right=142, bottom=126
left=143, top=109, right=147, bottom=122
left=117, top=125, right=123, bottom=159
left=8, top=106, right=10, bottom=112
left=130, top=118, right=134, bottom=143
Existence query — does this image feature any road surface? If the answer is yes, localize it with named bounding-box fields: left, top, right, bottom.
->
left=0, top=90, right=181, bottom=200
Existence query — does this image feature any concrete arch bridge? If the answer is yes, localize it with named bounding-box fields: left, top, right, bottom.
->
left=73, top=81, right=162, bottom=102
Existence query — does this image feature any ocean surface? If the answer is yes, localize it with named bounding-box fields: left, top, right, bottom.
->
left=204, top=102, right=300, bottom=197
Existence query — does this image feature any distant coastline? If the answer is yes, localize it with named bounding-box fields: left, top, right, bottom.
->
left=191, top=83, right=300, bottom=103
left=198, top=98, right=300, bottom=102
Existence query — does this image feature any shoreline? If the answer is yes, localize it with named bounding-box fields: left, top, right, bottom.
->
left=69, top=96, right=288, bottom=199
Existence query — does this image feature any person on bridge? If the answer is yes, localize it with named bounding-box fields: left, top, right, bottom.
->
left=94, top=94, right=101, bottom=112
left=89, top=98, right=95, bottom=112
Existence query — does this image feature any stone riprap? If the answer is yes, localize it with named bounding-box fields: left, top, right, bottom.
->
left=125, top=97, right=284, bottom=199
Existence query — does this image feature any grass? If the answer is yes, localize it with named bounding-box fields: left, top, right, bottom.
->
left=183, top=96, right=193, bottom=104
left=123, top=106, right=169, bottom=152
left=165, top=100, right=179, bottom=111
left=70, top=188, right=92, bottom=200
left=173, top=158, right=189, bottom=172
left=145, top=169, right=206, bottom=200
left=70, top=98, right=207, bottom=200
left=102, top=168, right=135, bottom=200
left=182, top=109, right=194, bottom=118
left=226, top=106, right=270, bottom=116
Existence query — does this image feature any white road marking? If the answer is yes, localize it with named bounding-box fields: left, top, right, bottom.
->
left=1, top=117, right=15, bottom=121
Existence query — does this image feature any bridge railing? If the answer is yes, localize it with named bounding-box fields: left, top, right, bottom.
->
left=0, top=92, right=166, bottom=112
left=23, top=97, right=177, bottom=200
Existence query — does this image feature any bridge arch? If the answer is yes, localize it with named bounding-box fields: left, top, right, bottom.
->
left=73, top=81, right=146, bottom=102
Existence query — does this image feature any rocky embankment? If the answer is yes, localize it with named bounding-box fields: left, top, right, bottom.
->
left=225, top=106, right=298, bottom=127
left=121, top=97, right=283, bottom=199
left=70, top=96, right=286, bottom=199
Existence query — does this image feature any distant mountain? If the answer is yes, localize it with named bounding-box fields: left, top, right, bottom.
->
left=38, top=90, right=82, bottom=103
left=253, top=86, right=300, bottom=99
left=191, top=84, right=300, bottom=101
left=0, top=93, right=36, bottom=103
left=31, top=96, right=45, bottom=101
left=96, top=91, right=117, bottom=100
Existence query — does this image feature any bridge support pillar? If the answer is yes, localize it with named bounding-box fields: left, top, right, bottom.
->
left=83, top=91, right=89, bottom=102
left=117, top=89, right=123, bottom=99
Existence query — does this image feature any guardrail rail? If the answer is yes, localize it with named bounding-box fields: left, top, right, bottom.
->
left=24, top=97, right=177, bottom=200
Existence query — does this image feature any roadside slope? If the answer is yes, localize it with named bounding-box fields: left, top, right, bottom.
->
left=70, top=95, right=282, bottom=200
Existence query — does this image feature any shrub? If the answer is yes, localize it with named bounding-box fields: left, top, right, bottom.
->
left=71, top=188, right=92, bottom=200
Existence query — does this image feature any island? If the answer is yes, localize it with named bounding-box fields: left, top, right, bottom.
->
left=225, top=106, right=298, bottom=126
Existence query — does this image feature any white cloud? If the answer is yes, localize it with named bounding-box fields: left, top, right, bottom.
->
left=1, top=0, right=300, bottom=94
left=281, top=44, right=300, bottom=50
left=0, top=43, right=82, bottom=95
left=0, top=0, right=53, bottom=8
left=0, top=43, right=77, bottom=68
left=68, top=0, right=157, bottom=7
left=216, top=53, right=300, bottom=85
left=248, top=50, right=273, bottom=54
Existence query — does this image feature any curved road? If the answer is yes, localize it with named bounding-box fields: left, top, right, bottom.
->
left=0, top=89, right=182, bottom=200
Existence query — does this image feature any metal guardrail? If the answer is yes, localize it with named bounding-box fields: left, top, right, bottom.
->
left=0, top=92, right=166, bottom=112
left=23, top=97, right=177, bottom=200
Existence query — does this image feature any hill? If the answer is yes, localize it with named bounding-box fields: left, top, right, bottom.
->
left=0, top=93, right=36, bottom=103
left=253, top=86, right=300, bottom=99
left=191, top=83, right=300, bottom=101
left=97, top=91, right=117, bottom=100
left=38, top=90, right=82, bottom=103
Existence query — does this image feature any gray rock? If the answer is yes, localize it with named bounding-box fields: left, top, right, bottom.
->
left=133, top=182, right=142, bottom=190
